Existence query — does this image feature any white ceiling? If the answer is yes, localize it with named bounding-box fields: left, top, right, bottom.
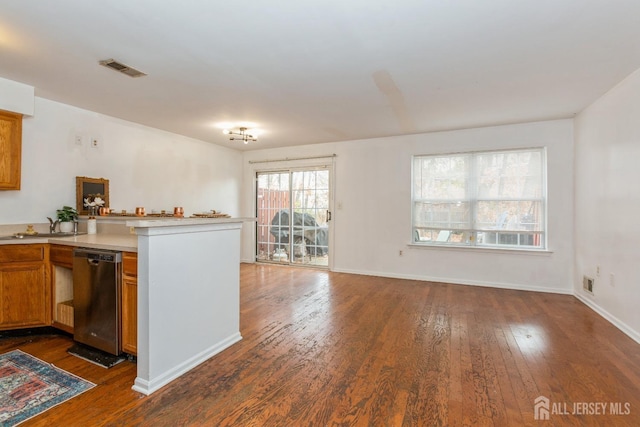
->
left=1, top=1, right=640, bottom=151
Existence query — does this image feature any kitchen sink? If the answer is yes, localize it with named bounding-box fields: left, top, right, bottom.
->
left=0, top=232, right=87, bottom=240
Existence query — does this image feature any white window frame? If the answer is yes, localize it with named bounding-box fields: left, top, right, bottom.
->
left=411, top=147, right=547, bottom=250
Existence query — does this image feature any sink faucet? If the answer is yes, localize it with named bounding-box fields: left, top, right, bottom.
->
left=47, top=217, right=59, bottom=233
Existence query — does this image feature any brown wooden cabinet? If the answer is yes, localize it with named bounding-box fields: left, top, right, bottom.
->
left=0, top=110, right=22, bottom=190
left=1, top=242, right=138, bottom=353
left=121, top=251, right=138, bottom=355
left=50, top=244, right=73, bottom=268
left=0, top=244, right=50, bottom=329
left=50, top=244, right=74, bottom=333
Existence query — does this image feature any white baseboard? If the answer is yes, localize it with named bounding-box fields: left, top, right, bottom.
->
left=331, top=267, right=573, bottom=295
left=132, top=332, right=243, bottom=396
left=573, top=293, right=640, bottom=344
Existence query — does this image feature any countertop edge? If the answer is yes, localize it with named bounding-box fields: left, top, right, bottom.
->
left=126, top=216, right=256, bottom=228
left=0, top=235, right=138, bottom=252
left=49, top=237, right=137, bottom=252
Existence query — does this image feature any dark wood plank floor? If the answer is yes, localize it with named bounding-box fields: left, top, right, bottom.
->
left=3, top=264, right=640, bottom=426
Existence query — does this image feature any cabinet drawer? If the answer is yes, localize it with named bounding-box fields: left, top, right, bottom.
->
left=50, top=244, right=73, bottom=267
left=0, top=244, right=44, bottom=263
left=123, top=252, right=137, bottom=277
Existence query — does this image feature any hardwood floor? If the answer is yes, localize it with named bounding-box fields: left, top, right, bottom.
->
left=3, top=263, right=640, bottom=426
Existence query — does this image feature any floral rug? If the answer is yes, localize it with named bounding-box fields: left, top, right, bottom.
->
left=0, top=349, right=95, bottom=426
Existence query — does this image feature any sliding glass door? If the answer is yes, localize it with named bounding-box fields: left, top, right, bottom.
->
left=256, top=168, right=330, bottom=267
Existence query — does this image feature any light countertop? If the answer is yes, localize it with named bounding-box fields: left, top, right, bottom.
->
left=126, top=216, right=255, bottom=228
left=49, top=233, right=138, bottom=252
left=0, top=233, right=138, bottom=252
left=0, top=217, right=254, bottom=251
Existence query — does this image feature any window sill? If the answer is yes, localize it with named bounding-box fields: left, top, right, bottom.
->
left=407, top=243, right=553, bottom=256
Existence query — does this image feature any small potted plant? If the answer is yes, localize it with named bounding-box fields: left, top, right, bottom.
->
left=56, top=205, right=78, bottom=232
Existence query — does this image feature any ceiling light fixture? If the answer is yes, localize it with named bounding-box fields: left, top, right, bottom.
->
left=223, top=127, right=257, bottom=144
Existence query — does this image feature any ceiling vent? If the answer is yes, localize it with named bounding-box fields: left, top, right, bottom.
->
left=98, top=59, right=147, bottom=78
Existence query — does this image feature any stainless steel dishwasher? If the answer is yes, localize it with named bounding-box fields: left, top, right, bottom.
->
left=73, top=248, right=122, bottom=355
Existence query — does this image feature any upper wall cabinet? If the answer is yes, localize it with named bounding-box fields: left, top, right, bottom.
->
left=0, top=110, right=22, bottom=190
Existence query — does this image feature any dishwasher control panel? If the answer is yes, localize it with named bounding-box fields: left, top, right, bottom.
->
left=86, top=252, right=118, bottom=262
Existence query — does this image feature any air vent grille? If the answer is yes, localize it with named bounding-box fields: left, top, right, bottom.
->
left=99, top=59, right=147, bottom=78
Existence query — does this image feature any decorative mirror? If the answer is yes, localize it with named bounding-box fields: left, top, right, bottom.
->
left=76, top=176, right=109, bottom=215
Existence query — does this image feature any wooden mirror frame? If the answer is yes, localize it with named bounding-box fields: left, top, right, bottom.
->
left=76, top=176, right=110, bottom=215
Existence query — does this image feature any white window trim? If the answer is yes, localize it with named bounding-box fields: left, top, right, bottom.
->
left=407, top=242, right=553, bottom=256
left=411, top=147, right=547, bottom=251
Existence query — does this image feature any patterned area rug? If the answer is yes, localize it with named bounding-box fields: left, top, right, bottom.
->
left=0, top=349, right=95, bottom=426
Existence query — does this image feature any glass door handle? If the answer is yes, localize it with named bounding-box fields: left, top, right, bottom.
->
left=327, top=210, right=332, bottom=221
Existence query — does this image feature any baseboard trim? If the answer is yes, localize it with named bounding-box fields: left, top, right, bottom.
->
left=132, top=332, right=243, bottom=396
left=573, top=293, right=640, bottom=344
left=331, top=267, right=573, bottom=295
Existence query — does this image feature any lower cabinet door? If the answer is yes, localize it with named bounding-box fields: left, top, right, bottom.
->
left=0, top=263, right=49, bottom=328
left=121, top=275, right=138, bottom=355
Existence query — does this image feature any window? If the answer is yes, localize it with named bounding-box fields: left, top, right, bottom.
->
left=412, top=148, right=546, bottom=249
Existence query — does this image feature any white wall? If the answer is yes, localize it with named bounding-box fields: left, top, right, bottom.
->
left=0, top=77, right=34, bottom=116
left=0, top=97, right=242, bottom=225
left=574, top=68, right=640, bottom=342
left=242, top=119, right=575, bottom=294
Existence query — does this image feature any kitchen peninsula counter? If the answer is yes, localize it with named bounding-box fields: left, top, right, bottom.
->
left=125, top=216, right=248, bottom=228
left=1, top=216, right=253, bottom=395
left=57, top=216, right=246, bottom=251
left=129, top=216, right=254, bottom=396
left=0, top=216, right=246, bottom=251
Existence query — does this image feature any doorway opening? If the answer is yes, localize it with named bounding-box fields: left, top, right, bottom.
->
left=256, top=168, right=330, bottom=267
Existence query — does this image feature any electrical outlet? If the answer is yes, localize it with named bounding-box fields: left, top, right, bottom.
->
left=129, top=227, right=136, bottom=235
left=399, top=250, right=403, bottom=256
left=91, top=137, right=99, bottom=148
left=75, top=135, right=83, bottom=146
left=610, top=273, right=615, bottom=287
left=596, top=265, right=600, bottom=277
